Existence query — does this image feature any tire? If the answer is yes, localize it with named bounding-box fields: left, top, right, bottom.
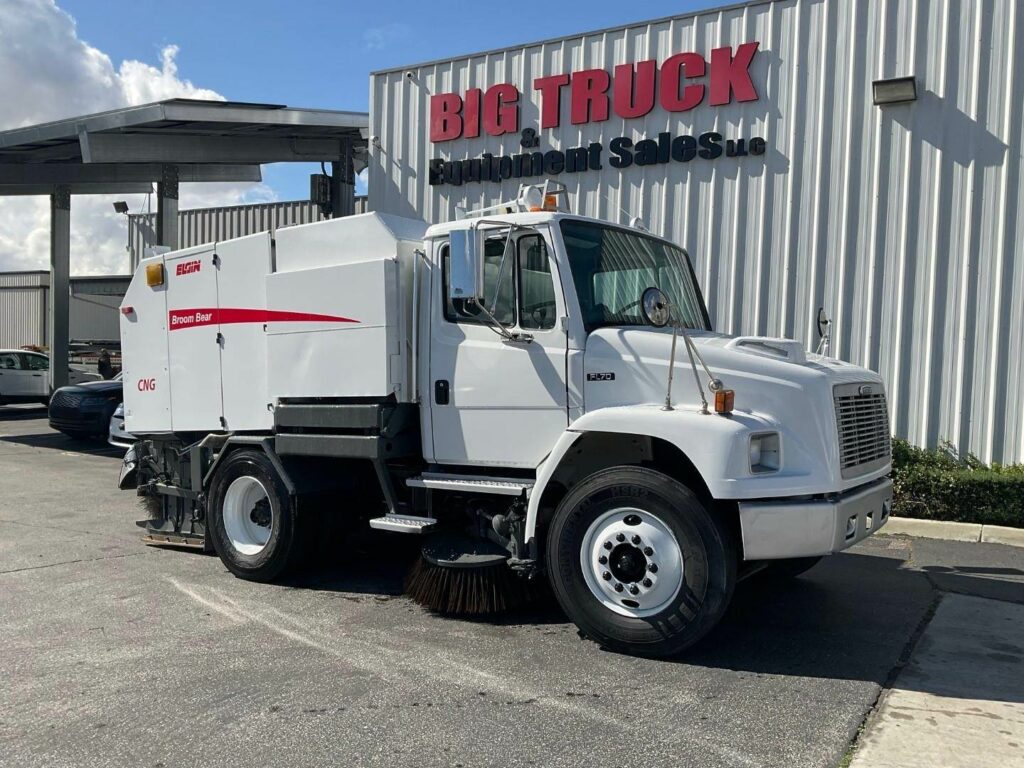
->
left=546, top=466, right=736, bottom=658
left=758, top=556, right=823, bottom=581
left=207, top=449, right=303, bottom=582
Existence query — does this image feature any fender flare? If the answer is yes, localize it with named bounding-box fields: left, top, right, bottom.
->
left=526, top=406, right=769, bottom=544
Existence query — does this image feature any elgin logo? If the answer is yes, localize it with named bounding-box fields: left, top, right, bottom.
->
left=175, top=260, right=201, bottom=277
left=137, top=378, right=157, bottom=392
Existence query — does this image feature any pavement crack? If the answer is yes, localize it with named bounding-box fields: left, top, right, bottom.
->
left=0, top=550, right=151, bottom=575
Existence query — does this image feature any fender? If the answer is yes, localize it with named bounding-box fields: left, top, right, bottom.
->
left=526, top=404, right=826, bottom=543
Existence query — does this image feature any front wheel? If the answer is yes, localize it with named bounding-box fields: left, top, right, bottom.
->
left=207, top=449, right=303, bottom=582
left=546, top=466, right=736, bottom=658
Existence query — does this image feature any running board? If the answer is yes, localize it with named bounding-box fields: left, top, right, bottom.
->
left=368, top=514, right=437, bottom=534
left=406, top=472, right=534, bottom=497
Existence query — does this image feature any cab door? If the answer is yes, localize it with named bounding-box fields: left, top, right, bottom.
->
left=428, top=228, right=568, bottom=468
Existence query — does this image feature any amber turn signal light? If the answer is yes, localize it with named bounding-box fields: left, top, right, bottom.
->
left=145, top=262, right=164, bottom=287
left=714, top=389, right=735, bottom=414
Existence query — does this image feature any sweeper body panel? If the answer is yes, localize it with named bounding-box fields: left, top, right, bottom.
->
left=119, top=186, right=893, bottom=657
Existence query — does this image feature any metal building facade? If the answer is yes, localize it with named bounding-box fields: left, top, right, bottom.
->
left=0, top=271, right=47, bottom=348
left=128, top=197, right=369, bottom=269
left=0, top=272, right=130, bottom=347
left=369, top=0, right=1024, bottom=463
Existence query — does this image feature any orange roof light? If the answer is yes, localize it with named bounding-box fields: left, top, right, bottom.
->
left=714, top=389, right=735, bottom=415
left=145, top=263, right=164, bottom=287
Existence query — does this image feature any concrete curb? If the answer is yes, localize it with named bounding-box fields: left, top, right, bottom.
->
left=880, top=517, right=1024, bottom=548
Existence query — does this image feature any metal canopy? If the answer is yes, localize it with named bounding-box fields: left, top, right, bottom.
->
left=0, top=98, right=369, bottom=390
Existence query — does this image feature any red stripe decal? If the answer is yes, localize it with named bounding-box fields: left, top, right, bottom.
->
left=168, top=307, right=358, bottom=330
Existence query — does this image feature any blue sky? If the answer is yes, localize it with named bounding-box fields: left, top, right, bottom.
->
left=60, top=0, right=714, bottom=200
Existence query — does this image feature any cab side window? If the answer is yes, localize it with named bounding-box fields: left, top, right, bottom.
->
left=441, top=230, right=558, bottom=331
left=22, top=354, right=48, bottom=371
left=442, top=238, right=515, bottom=326
left=0, top=353, right=20, bottom=370
left=517, top=235, right=556, bottom=331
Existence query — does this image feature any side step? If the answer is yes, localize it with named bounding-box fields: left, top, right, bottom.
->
left=406, top=472, right=534, bottom=497
left=368, top=514, right=437, bottom=534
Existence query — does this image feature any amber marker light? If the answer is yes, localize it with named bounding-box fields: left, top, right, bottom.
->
left=714, top=389, right=735, bottom=415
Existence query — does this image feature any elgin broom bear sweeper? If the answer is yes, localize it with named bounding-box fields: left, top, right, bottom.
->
left=117, top=183, right=893, bottom=658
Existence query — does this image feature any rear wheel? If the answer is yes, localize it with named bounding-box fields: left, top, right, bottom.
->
left=546, top=466, right=736, bottom=658
left=207, top=449, right=302, bottom=582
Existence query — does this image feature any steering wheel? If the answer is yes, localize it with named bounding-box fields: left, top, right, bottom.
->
left=523, top=299, right=557, bottom=326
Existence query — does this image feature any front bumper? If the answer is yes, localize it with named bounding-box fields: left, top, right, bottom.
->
left=737, top=478, right=892, bottom=560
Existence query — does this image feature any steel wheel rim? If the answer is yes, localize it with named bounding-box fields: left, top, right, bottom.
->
left=580, top=506, right=684, bottom=618
left=222, top=476, right=273, bottom=556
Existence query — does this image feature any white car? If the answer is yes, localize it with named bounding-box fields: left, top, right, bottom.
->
left=0, top=349, right=101, bottom=405
left=108, top=400, right=135, bottom=449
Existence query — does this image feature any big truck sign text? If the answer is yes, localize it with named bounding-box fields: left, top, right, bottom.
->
left=427, top=41, right=766, bottom=187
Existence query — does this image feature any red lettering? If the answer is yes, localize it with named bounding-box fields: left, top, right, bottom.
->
left=570, top=69, right=611, bottom=124
left=613, top=60, right=657, bottom=119
left=709, top=42, right=759, bottom=105
left=482, top=84, right=518, bottom=136
left=534, top=73, right=570, bottom=128
left=463, top=88, right=481, bottom=139
left=138, top=378, right=156, bottom=392
left=175, top=260, right=201, bottom=276
left=660, top=52, right=705, bottom=111
left=430, top=93, right=463, bottom=142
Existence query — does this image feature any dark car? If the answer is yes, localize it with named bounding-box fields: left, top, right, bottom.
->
left=48, top=375, right=123, bottom=440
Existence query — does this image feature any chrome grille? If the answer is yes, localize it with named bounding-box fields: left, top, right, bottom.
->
left=834, top=383, right=891, bottom=478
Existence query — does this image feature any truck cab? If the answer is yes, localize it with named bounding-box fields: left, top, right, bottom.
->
left=119, top=183, right=892, bottom=657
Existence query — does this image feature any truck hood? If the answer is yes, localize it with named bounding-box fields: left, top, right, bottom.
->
left=582, top=327, right=888, bottom=491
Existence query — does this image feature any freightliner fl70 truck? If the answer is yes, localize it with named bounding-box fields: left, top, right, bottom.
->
left=118, top=183, right=892, bottom=657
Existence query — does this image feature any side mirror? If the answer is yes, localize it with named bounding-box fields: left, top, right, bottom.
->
left=448, top=228, right=483, bottom=304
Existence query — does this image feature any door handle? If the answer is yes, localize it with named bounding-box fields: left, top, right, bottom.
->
left=32, top=374, right=42, bottom=377
left=434, top=380, right=450, bottom=405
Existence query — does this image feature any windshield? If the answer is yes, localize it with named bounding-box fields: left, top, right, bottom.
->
left=560, top=220, right=709, bottom=333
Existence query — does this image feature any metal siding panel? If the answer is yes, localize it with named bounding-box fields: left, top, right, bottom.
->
left=368, top=0, right=1024, bottom=463
left=0, top=287, right=45, bottom=347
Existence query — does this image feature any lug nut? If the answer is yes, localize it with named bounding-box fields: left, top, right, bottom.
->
left=598, top=555, right=608, bottom=565
left=631, top=534, right=641, bottom=545
left=648, top=563, right=658, bottom=573
left=628, top=584, right=640, bottom=595
left=642, top=578, right=653, bottom=588
left=602, top=571, right=611, bottom=581
left=603, top=541, right=613, bottom=550
left=643, top=546, right=653, bottom=556
left=614, top=583, right=624, bottom=593
left=616, top=533, right=625, bottom=542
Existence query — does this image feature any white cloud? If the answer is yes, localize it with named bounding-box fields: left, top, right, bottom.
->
left=363, top=23, right=410, bottom=50
left=0, top=0, right=273, bottom=275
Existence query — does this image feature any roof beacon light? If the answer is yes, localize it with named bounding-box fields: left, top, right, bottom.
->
left=714, top=389, right=735, bottom=415
left=145, top=263, right=164, bottom=287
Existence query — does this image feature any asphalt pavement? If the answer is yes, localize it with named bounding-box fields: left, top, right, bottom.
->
left=1, top=405, right=1022, bottom=768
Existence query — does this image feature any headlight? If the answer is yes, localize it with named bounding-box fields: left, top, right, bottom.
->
left=113, top=402, right=124, bottom=418
left=750, top=432, right=780, bottom=473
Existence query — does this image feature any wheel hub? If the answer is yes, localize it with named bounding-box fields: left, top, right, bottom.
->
left=222, top=476, right=273, bottom=556
left=608, top=543, right=647, bottom=583
left=580, top=506, right=685, bottom=618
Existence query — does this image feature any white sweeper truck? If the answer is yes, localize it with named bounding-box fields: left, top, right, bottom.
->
left=117, top=183, right=892, bottom=657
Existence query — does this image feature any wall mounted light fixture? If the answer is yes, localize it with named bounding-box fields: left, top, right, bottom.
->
left=873, top=76, right=918, bottom=105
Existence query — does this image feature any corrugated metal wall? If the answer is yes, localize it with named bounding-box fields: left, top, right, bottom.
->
left=0, top=271, right=47, bottom=348
left=0, top=272, right=130, bottom=347
left=369, top=0, right=1024, bottom=463
left=128, top=197, right=369, bottom=268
